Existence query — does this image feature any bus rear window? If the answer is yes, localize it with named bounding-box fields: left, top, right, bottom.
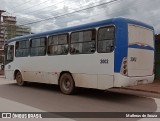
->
left=128, top=24, right=154, bottom=48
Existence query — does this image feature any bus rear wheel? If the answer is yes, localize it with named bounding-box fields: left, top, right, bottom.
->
left=16, top=71, right=25, bottom=86
left=59, top=73, right=75, bottom=95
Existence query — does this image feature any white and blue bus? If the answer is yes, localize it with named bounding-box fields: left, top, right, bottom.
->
left=4, top=18, right=155, bottom=94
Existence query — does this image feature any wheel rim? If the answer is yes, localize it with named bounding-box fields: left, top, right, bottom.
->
left=16, top=73, right=23, bottom=85
left=63, top=78, right=71, bottom=91
left=60, top=73, right=75, bottom=94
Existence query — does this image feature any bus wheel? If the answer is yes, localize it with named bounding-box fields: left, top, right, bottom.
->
left=59, top=73, right=75, bottom=95
left=16, top=71, right=25, bottom=86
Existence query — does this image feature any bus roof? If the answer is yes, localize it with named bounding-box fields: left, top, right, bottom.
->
left=8, top=17, right=154, bottom=43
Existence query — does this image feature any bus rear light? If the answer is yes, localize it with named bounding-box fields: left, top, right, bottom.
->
left=123, top=69, right=128, bottom=75
left=123, top=60, right=127, bottom=65
left=121, top=57, right=128, bottom=76
left=123, top=65, right=127, bottom=69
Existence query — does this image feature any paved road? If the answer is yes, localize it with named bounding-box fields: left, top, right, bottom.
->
left=0, top=77, right=160, bottom=121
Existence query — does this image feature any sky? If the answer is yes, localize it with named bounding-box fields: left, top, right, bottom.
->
left=0, top=0, right=160, bottom=34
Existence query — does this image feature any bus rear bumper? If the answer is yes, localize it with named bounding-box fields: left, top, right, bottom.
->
left=114, top=73, right=154, bottom=87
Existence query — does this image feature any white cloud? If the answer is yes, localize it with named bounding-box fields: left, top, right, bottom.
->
left=0, top=0, right=160, bottom=34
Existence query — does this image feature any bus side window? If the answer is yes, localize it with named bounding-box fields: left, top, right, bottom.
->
left=30, top=37, right=46, bottom=56
left=97, top=26, right=115, bottom=53
left=70, top=29, right=96, bottom=54
left=6, top=45, right=14, bottom=64
left=15, top=40, right=29, bottom=57
left=48, top=34, right=68, bottom=55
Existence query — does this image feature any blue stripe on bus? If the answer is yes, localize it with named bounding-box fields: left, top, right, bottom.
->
left=114, top=19, right=128, bottom=73
left=128, top=44, right=154, bottom=50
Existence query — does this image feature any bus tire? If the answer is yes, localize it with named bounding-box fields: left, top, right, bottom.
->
left=59, top=73, right=75, bottom=95
left=16, top=71, right=25, bottom=86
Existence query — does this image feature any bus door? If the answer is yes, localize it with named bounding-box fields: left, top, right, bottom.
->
left=5, top=44, right=14, bottom=79
left=97, top=26, right=115, bottom=89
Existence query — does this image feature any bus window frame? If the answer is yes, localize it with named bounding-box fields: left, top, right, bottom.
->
left=47, top=33, right=69, bottom=56
left=5, top=44, right=14, bottom=65
left=15, top=40, right=30, bottom=58
left=70, top=28, right=96, bottom=55
left=97, top=25, right=115, bottom=53
left=30, top=37, right=47, bottom=57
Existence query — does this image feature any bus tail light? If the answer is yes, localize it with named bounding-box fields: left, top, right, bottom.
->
left=120, top=57, right=128, bottom=76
